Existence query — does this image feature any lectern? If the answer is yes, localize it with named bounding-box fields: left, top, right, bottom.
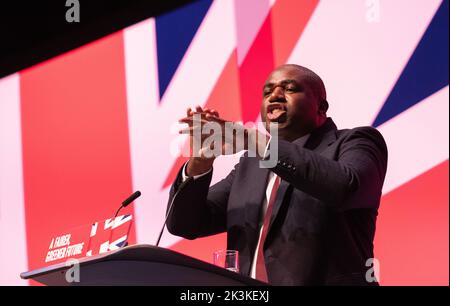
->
left=21, top=244, right=267, bottom=286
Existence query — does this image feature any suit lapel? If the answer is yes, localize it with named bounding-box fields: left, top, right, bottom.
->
left=244, top=160, right=269, bottom=230
left=267, top=180, right=290, bottom=231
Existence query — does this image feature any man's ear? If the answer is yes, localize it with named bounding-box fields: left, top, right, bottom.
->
left=319, top=99, right=329, bottom=115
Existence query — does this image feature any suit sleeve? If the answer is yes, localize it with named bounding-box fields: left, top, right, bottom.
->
left=166, top=160, right=239, bottom=240
left=270, top=127, right=388, bottom=210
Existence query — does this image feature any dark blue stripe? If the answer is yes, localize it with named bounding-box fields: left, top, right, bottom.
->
left=373, top=0, right=449, bottom=127
left=155, top=0, right=213, bottom=101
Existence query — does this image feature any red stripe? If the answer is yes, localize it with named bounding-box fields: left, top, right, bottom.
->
left=20, top=32, right=136, bottom=278
left=238, top=14, right=275, bottom=123
left=237, top=0, right=318, bottom=123
left=375, top=160, right=449, bottom=285
left=271, top=0, right=319, bottom=67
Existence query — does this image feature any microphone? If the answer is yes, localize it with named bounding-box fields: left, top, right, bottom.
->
left=156, top=177, right=193, bottom=247
left=115, top=191, right=141, bottom=218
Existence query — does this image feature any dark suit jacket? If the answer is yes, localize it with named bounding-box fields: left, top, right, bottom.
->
left=166, top=118, right=388, bottom=285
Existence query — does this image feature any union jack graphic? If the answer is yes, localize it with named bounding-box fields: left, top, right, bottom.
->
left=86, top=214, right=133, bottom=256
left=0, top=0, right=447, bottom=285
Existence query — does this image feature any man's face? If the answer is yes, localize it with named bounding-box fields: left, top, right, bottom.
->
left=260, top=66, right=322, bottom=140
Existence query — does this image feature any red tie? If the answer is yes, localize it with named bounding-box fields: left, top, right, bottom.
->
left=255, top=175, right=281, bottom=282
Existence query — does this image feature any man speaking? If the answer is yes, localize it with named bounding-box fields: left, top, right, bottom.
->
left=166, top=64, right=388, bottom=286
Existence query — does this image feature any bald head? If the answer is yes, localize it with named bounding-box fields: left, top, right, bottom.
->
left=275, top=64, right=327, bottom=103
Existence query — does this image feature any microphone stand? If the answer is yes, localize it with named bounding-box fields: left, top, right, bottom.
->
left=156, top=177, right=193, bottom=247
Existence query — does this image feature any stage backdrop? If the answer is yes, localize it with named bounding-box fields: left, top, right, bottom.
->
left=0, top=0, right=448, bottom=285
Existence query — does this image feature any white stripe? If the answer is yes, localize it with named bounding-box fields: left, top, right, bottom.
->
left=378, top=86, right=449, bottom=195
left=288, top=0, right=442, bottom=128
left=0, top=74, right=29, bottom=285
left=124, top=18, right=160, bottom=245
left=124, top=0, right=237, bottom=247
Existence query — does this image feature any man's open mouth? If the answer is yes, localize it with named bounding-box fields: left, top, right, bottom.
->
left=267, top=103, right=287, bottom=122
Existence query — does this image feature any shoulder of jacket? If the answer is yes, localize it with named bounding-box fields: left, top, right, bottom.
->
left=338, top=125, right=384, bottom=139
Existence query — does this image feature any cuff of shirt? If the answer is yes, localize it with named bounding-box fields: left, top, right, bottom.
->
left=181, top=161, right=212, bottom=182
